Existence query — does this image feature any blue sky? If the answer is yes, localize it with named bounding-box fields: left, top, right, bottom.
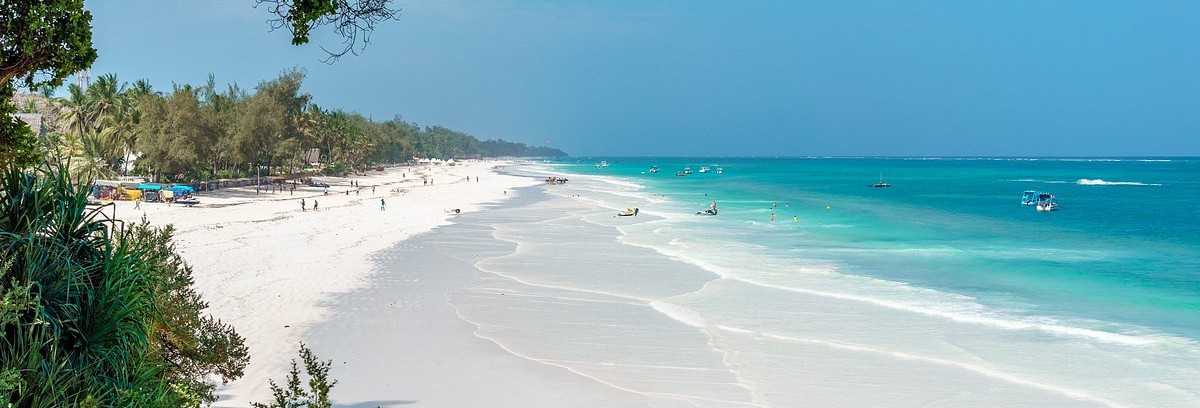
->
left=85, top=1, right=1199, bottom=156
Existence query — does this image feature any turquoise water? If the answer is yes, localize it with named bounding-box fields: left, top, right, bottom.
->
left=560, top=157, right=1200, bottom=341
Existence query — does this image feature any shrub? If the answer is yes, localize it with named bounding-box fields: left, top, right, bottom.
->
left=252, top=343, right=337, bottom=408
left=0, top=162, right=247, bottom=406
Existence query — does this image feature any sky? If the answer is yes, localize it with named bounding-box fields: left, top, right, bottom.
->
left=83, top=0, right=1200, bottom=157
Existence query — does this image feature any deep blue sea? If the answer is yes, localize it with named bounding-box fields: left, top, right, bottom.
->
left=559, top=157, right=1200, bottom=341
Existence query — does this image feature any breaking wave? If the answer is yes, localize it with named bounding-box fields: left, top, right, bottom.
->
left=1076, top=179, right=1161, bottom=186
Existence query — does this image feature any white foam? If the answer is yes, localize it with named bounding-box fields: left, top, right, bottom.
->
left=617, top=227, right=1176, bottom=348
left=1008, top=178, right=1068, bottom=184
left=650, top=301, right=709, bottom=328
left=721, top=327, right=1132, bottom=408
left=1077, top=178, right=1161, bottom=186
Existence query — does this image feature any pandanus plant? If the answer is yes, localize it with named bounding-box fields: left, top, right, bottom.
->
left=0, top=161, right=247, bottom=407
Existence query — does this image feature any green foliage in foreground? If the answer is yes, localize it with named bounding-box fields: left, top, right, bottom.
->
left=252, top=343, right=337, bottom=408
left=0, top=162, right=248, bottom=406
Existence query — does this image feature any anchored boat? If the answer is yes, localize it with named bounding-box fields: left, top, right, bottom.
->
left=1035, top=193, right=1059, bottom=212
left=1022, top=190, right=1040, bottom=205
left=869, top=173, right=891, bottom=188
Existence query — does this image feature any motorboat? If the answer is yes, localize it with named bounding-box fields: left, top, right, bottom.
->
left=716, top=167, right=724, bottom=174
left=869, top=173, right=891, bottom=188
left=595, top=161, right=609, bottom=168
left=699, top=166, right=711, bottom=173
left=682, top=167, right=694, bottom=175
left=1021, top=190, right=1039, bottom=205
left=1035, top=193, right=1058, bottom=212
left=649, top=166, right=659, bottom=173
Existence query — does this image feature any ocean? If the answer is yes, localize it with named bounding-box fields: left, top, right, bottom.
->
left=448, top=157, right=1200, bottom=407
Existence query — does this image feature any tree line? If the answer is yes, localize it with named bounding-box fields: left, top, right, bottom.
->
left=34, top=69, right=566, bottom=183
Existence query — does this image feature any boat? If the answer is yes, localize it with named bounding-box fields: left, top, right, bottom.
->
left=869, top=173, right=891, bottom=188
left=698, top=166, right=710, bottom=173
left=716, top=167, right=724, bottom=174
left=675, top=171, right=689, bottom=177
left=1035, top=193, right=1058, bottom=212
left=682, top=167, right=694, bottom=175
left=595, top=160, right=609, bottom=168
left=649, top=166, right=659, bottom=173
left=617, top=208, right=639, bottom=217
left=1021, top=190, right=1039, bottom=205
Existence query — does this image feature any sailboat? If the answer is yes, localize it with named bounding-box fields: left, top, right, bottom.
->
left=869, top=173, right=891, bottom=188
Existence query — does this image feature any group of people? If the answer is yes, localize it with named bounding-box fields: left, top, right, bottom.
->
left=300, top=198, right=318, bottom=211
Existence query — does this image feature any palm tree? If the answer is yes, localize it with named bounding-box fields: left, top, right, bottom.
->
left=87, top=74, right=133, bottom=169
left=57, top=83, right=94, bottom=148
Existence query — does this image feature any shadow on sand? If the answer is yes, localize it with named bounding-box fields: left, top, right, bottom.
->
left=338, top=400, right=417, bottom=407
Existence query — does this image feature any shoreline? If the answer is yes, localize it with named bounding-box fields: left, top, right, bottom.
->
left=302, top=186, right=655, bottom=407
left=113, top=160, right=540, bottom=406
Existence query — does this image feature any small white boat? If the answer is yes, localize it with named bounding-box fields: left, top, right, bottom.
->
left=649, top=166, right=659, bottom=173
left=869, top=173, right=891, bottom=188
left=682, top=167, right=694, bottom=175
left=698, top=166, right=711, bottom=173
left=716, top=167, right=724, bottom=174
left=1035, top=193, right=1058, bottom=212
left=595, top=160, right=609, bottom=168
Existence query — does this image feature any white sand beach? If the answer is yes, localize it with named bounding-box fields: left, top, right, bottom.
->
left=113, top=160, right=590, bottom=407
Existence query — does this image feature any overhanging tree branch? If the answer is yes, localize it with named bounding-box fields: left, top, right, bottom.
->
left=255, top=0, right=400, bottom=63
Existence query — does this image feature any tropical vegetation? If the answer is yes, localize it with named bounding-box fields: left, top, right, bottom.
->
left=23, top=69, right=564, bottom=184
left=0, top=162, right=249, bottom=406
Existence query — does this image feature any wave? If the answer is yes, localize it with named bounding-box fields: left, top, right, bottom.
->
left=1008, top=178, right=1068, bottom=184
left=1076, top=179, right=1161, bottom=186
left=1008, top=178, right=1162, bottom=186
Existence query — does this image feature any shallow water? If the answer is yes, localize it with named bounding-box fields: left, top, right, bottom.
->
left=444, top=160, right=1200, bottom=407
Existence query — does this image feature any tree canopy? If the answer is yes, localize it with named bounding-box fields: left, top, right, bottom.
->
left=0, top=0, right=97, bottom=168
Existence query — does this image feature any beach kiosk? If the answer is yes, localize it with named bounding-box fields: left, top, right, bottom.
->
left=92, top=180, right=120, bottom=200
left=118, top=182, right=142, bottom=201
left=138, top=183, right=164, bottom=202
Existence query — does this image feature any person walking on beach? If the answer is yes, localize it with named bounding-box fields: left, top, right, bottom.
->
left=313, top=200, right=319, bottom=211
left=301, top=198, right=306, bottom=211
left=134, top=197, right=141, bottom=209
left=381, top=198, right=386, bottom=211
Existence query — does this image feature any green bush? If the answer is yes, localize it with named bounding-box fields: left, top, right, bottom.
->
left=0, top=162, right=247, bottom=406
left=252, top=343, right=336, bottom=408
left=320, top=162, right=349, bottom=176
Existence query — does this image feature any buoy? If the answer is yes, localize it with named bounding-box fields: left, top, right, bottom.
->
left=826, top=204, right=831, bottom=210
